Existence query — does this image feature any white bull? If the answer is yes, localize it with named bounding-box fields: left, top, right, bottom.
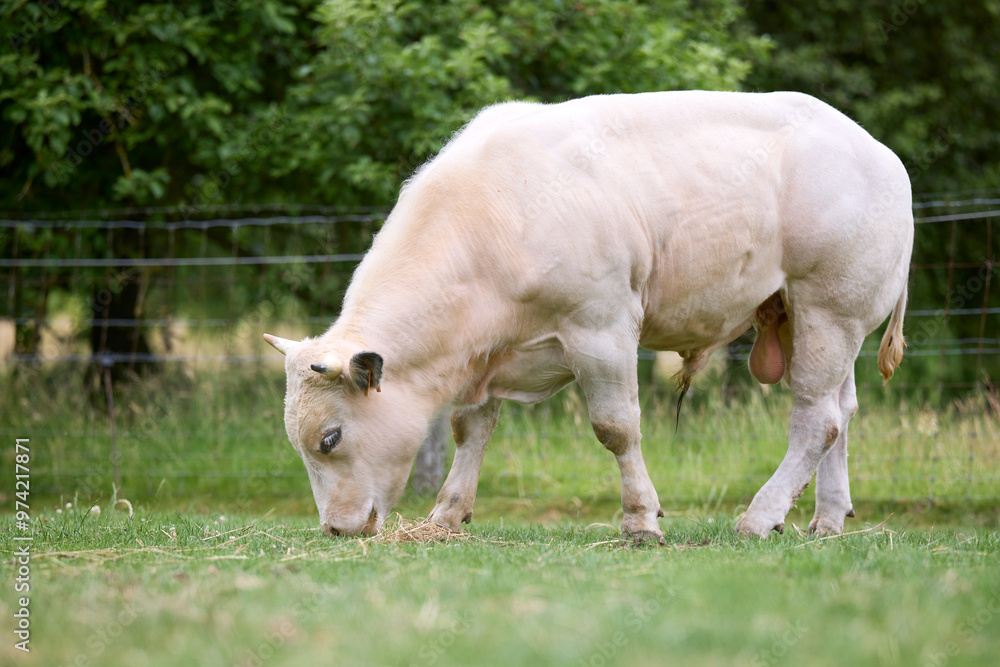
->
left=264, top=90, right=912, bottom=540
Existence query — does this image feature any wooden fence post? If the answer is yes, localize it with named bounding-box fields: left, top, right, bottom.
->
left=411, top=412, right=449, bottom=495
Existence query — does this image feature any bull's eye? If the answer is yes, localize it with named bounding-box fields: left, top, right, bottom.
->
left=319, top=427, right=341, bottom=455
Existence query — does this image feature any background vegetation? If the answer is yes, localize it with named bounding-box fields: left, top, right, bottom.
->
left=2, top=1, right=997, bottom=394
left=3, top=1, right=997, bottom=207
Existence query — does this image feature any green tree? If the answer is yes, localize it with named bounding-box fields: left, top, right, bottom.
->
left=275, top=0, right=770, bottom=205
left=1, top=0, right=767, bottom=384
left=2, top=0, right=768, bottom=212
left=1, top=0, right=319, bottom=211
left=745, top=0, right=1000, bottom=193
left=0, top=0, right=321, bottom=392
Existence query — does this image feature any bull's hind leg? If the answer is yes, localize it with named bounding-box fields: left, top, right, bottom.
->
left=735, top=308, right=864, bottom=538
left=428, top=397, right=501, bottom=531
left=809, top=367, right=859, bottom=535
left=568, top=331, right=664, bottom=543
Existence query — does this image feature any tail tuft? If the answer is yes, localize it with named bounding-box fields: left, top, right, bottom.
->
left=878, top=284, right=908, bottom=383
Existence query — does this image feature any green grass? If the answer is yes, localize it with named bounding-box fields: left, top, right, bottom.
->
left=2, top=507, right=999, bottom=667
left=2, top=365, right=999, bottom=665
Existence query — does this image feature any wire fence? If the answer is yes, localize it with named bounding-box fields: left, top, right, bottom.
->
left=1, top=196, right=997, bottom=507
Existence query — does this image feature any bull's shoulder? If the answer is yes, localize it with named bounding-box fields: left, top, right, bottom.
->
left=421, top=101, right=547, bottom=175
left=461, top=101, right=545, bottom=136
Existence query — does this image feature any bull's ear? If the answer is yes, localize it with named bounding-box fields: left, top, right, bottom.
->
left=349, top=351, right=384, bottom=396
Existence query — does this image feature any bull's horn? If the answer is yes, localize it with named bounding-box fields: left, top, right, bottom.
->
left=262, top=333, right=297, bottom=356
left=310, top=355, right=344, bottom=379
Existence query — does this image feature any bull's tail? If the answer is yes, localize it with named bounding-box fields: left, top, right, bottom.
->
left=673, top=350, right=710, bottom=432
left=877, top=283, right=908, bottom=383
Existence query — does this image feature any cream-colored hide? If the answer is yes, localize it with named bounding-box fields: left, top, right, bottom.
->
left=266, top=91, right=912, bottom=540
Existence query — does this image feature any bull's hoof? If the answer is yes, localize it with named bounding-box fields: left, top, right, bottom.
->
left=808, top=509, right=854, bottom=536
left=621, top=512, right=664, bottom=545
left=734, top=513, right=785, bottom=538
left=427, top=505, right=467, bottom=532
left=622, top=529, right=666, bottom=546
left=428, top=491, right=477, bottom=532
left=808, top=517, right=841, bottom=536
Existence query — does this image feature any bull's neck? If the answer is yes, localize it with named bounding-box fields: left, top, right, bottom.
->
left=323, top=185, right=513, bottom=406
left=326, top=259, right=500, bottom=409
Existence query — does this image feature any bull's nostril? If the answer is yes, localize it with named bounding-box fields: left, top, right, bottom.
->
left=329, top=526, right=340, bottom=537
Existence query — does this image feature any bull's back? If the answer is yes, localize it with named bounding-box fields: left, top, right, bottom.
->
left=409, top=91, right=911, bottom=349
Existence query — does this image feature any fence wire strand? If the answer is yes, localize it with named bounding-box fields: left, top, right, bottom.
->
left=2, top=198, right=997, bottom=504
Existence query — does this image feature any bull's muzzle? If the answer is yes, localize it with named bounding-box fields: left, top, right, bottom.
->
left=322, top=505, right=379, bottom=537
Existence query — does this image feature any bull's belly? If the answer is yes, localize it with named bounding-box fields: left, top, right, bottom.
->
left=638, top=240, right=785, bottom=353
left=480, top=256, right=782, bottom=403
left=638, top=281, right=774, bottom=354
left=638, top=306, right=756, bottom=353
left=485, top=334, right=575, bottom=404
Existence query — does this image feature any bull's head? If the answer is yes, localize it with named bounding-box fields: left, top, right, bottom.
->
left=263, top=333, right=432, bottom=536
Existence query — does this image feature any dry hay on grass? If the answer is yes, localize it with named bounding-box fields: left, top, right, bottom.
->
left=367, top=515, right=473, bottom=545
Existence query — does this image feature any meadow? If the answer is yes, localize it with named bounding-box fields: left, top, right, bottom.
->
left=2, top=363, right=999, bottom=666
left=2, top=509, right=999, bottom=667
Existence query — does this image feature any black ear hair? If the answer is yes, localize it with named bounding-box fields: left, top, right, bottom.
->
left=349, top=351, right=384, bottom=396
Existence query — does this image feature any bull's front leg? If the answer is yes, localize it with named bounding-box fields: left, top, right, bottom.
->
left=570, top=333, right=664, bottom=543
left=428, top=397, right=501, bottom=531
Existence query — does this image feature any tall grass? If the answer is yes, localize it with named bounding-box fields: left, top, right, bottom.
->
left=1, top=360, right=997, bottom=520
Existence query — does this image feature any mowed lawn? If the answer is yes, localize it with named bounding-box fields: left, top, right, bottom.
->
left=2, top=507, right=999, bottom=667
left=3, top=366, right=999, bottom=665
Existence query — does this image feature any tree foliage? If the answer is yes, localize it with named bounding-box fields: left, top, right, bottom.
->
left=1, top=0, right=318, bottom=211
left=3, top=1, right=995, bottom=209
left=0, top=0, right=996, bottom=396
left=1, top=0, right=768, bottom=211
left=276, top=0, right=769, bottom=205
left=745, top=0, right=1000, bottom=194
